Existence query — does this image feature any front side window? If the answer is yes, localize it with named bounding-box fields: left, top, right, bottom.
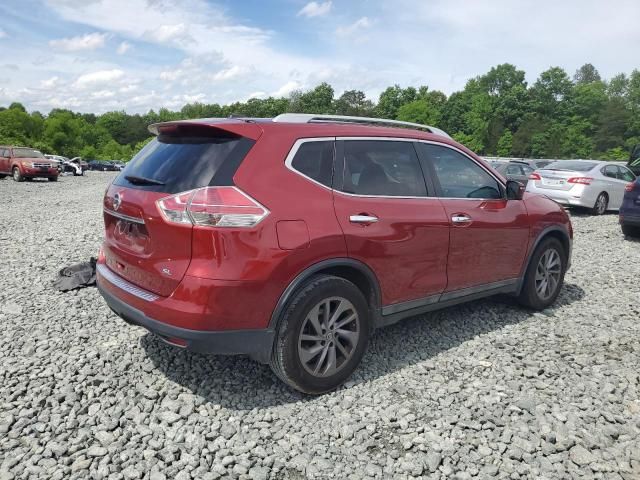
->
left=341, top=140, right=427, bottom=197
left=418, top=144, right=502, bottom=199
left=290, top=140, right=334, bottom=188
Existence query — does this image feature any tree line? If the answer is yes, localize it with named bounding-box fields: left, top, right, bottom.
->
left=0, top=63, right=638, bottom=161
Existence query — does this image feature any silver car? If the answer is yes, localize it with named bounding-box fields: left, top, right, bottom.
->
left=526, top=160, right=636, bottom=215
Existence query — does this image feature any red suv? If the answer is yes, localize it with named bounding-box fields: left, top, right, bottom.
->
left=0, top=146, right=59, bottom=181
left=97, top=114, right=573, bottom=393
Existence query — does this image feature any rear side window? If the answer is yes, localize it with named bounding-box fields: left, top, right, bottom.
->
left=618, top=167, right=636, bottom=182
left=114, top=127, right=255, bottom=194
left=290, top=140, right=334, bottom=187
left=418, top=143, right=502, bottom=199
left=341, top=140, right=427, bottom=197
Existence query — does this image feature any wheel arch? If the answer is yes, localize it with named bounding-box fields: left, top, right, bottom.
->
left=517, top=225, right=571, bottom=294
left=268, top=258, right=382, bottom=330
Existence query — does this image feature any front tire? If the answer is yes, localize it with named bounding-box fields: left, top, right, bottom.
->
left=270, top=275, right=371, bottom=394
left=518, top=237, right=566, bottom=310
left=48, top=176, right=58, bottom=182
left=12, top=167, right=23, bottom=182
left=592, top=192, right=608, bottom=215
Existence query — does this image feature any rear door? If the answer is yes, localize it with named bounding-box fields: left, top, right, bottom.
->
left=601, top=165, right=625, bottom=208
left=332, top=138, right=449, bottom=308
left=103, top=124, right=256, bottom=297
left=416, top=142, right=529, bottom=292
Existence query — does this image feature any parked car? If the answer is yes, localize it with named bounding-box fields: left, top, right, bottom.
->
left=88, top=160, right=120, bottom=171
left=526, top=160, right=636, bottom=215
left=525, top=160, right=554, bottom=170
left=0, top=146, right=59, bottom=181
left=96, top=114, right=573, bottom=394
left=44, top=154, right=68, bottom=172
left=70, top=157, right=89, bottom=173
left=493, top=161, right=535, bottom=186
left=620, top=177, right=640, bottom=237
left=111, top=161, right=126, bottom=171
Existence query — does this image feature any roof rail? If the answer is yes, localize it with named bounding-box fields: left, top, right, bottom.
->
left=272, top=113, right=451, bottom=138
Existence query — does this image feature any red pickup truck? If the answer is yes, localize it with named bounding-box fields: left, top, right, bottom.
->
left=0, top=146, right=60, bottom=182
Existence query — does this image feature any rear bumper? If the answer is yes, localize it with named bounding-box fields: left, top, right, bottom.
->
left=526, top=183, right=595, bottom=208
left=620, top=213, right=640, bottom=227
left=97, top=267, right=274, bottom=363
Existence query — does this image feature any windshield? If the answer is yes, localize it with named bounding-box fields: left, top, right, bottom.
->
left=544, top=161, right=597, bottom=172
left=13, top=148, right=44, bottom=159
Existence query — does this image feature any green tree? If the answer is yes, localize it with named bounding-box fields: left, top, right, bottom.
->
left=574, top=63, right=601, bottom=84
left=496, top=130, right=513, bottom=157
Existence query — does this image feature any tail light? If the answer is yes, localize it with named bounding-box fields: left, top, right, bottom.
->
left=528, top=172, right=541, bottom=180
left=567, top=177, right=593, bottom=185
left=625, top=182, right=637, bottom=192
left=157, top=186, right=268, bottom=228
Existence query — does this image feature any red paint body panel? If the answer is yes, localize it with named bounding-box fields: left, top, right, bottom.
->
left=333, top=193, right=449, bottom=304
left=440, top=198, right=530, bottom=290
left=98, top=119, right=573, bottom=336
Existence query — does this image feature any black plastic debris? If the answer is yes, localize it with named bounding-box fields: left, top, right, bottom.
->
left=53, top=257, right=97, bottom=291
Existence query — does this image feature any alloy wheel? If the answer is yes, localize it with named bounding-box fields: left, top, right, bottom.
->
left=298, top=297, right=360, bottom=378
left=595, top=194, right=607, bottom=215
left=535, top=248, right=562, bottom=301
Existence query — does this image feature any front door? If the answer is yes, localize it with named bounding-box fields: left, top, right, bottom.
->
left=332, top=139, right=449, bottom=308
left=416, top=142, right=530, bottom=292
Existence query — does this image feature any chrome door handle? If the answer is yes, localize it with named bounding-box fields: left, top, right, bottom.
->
left=350, top=214, right=379, bottom=224
left=451, top=214, right=472, bottom=224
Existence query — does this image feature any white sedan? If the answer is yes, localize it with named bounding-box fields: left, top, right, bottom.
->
left=526, top=160, right=636, bottom=215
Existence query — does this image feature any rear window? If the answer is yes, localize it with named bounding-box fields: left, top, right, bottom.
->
left=545, top=161, right=597, bottom=172
left=114, top=127, right=255, bottom=193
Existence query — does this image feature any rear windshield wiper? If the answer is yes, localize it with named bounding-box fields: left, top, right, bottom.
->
left=124, top=175, right=165, bottom=186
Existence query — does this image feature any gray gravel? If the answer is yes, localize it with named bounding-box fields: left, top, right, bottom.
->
left=0, top=173, right=639, bottom=480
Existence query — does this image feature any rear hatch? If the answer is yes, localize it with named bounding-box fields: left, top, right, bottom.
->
left=103, top=122, right=258, bottom=297
left=530, top=161, right=599, bottom=191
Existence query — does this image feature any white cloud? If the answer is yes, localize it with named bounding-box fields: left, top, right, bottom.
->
left=159, top=69, right=184, bottom=82
left=297, top=1, right=332, bottom=18
left=272, top=81, right=301, bottom=97
left=336, top=17, right=373, bottom=36
left=0, top=29, right=7, bottom=39
left=146, top=24, right=191, bottom=44
left=74, top=69, right=125, bottom=88
left=49, top=32, right=108, bottom=51
left=40, top=76, right=60, bottom=89
left=212, top=65, right=245, bottom=81
left=116, top=41, right=131, bottom=54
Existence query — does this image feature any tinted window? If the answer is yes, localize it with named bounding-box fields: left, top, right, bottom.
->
left=545, top=161, right=597, bottom=172
left=603, top=165, right=618, bottom=179
left=522, top=165, right=534, bottom=175
left=342, top=140, right=427, bottom=196
left=618, top=166, right=636, bottom=182
left=506, top=164, right=523, bottom=175
left=114, top=129, right=255, bottom=194
left=290, top=140, right=334, bottom=187
left=13, top=148, right=44, bottom=158
left=418, top=144, right=502, bottom=199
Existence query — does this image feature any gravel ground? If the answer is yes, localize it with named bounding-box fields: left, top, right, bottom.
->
left=0, top=173, right=639, bottom=480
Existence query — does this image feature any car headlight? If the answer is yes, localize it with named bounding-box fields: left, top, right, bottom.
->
left=20, top=161, right=34, bottom=168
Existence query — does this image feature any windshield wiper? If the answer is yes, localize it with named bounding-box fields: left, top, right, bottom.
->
left=125, top=175, right=165, bottom=186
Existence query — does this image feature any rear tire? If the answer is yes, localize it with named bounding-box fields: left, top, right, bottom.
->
left=12, top=167, right=23, bottom=182
left=270, top=275, right=371, bottom=394
left=622, top=224, right=640, bottom=238
left=48, top=177, right=58, bottom=182
left=592, top=192, right=608, bottom=215
left=518, top=237, right=567, bottom=310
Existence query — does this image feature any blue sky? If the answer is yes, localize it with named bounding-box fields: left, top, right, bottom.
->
left=0, top=0, right=638, bottom=113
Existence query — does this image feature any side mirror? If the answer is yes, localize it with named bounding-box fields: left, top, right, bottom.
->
left=506, top=180, right=525, bottom=200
